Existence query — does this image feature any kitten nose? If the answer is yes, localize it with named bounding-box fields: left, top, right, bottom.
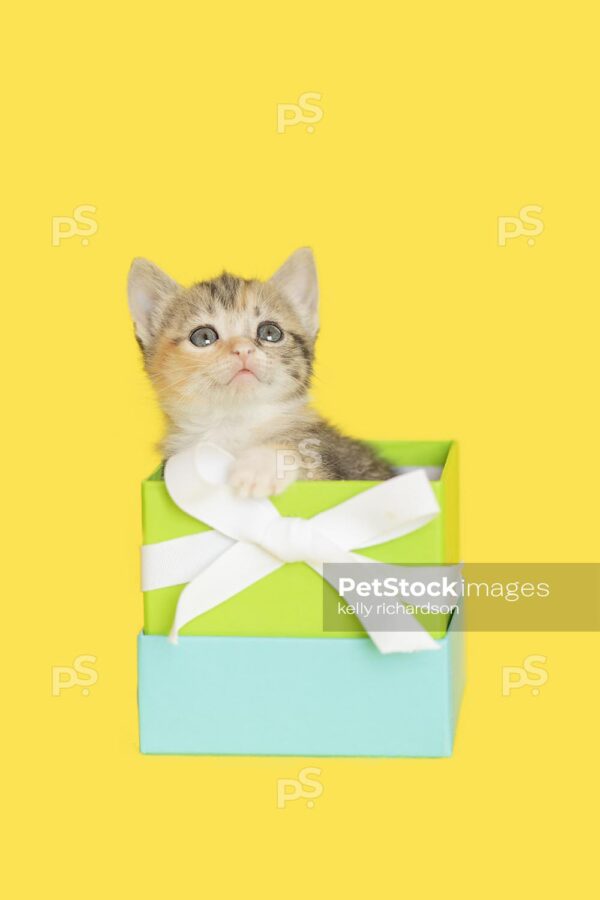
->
left=231, top=340, right=255, bottom=359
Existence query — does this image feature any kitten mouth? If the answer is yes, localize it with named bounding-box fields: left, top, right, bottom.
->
left=229, top=368, right=260, bottom=384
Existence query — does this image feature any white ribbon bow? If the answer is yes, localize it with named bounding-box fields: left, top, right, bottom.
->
left=142, top=443, right=442, bottom=653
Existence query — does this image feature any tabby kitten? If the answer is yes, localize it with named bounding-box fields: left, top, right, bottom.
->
left=128, top=248, right=394, bottom=497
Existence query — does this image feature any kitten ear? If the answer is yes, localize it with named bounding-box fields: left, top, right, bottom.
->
left=127, top=258, right=181, bottom=345
left=269, top=247, right=319, bottom=336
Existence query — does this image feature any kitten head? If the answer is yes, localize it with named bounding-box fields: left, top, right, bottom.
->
left=127, top=248, right=318, bottom=420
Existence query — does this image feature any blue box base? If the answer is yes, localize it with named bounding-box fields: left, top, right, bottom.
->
left=138, top=622, right=464, bottom=757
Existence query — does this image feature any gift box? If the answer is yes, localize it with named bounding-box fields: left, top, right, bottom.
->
left=141, top=440, right=459, bottom=639
left=137, top=440, right=465, bottom=756
left=138, top=620, right=464, bottom=756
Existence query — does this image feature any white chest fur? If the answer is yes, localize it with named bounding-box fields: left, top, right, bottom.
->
left=165, top=398, right=307, bottom=456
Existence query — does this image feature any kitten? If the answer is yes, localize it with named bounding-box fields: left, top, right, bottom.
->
left=128, top=248, right=394, bottom=497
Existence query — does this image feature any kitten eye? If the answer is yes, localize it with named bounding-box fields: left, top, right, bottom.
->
left=257, top=321, right=283, bottom=343
left=189, top=326, right=218, bottom=347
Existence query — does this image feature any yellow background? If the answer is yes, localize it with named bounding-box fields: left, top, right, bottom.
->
left=2, top=2, right=598, bottom=897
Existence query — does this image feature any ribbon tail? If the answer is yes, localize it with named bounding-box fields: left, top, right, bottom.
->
left=315, top=556, right=441, bottom=653
left=367, top=630, right=440, bottom=654
left=169, top=540, right=281, bottom=641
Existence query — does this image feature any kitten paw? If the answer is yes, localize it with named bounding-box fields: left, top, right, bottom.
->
left=229, top=447, right=298, bottom=499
